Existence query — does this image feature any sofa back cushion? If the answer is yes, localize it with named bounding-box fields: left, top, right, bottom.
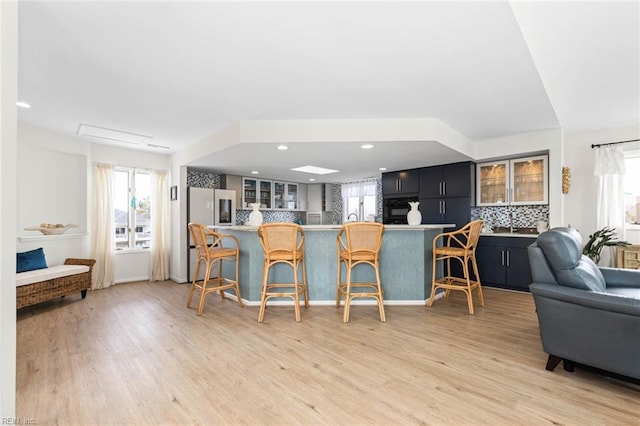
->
left=16, top=247, right=48, bottom=273
left=537, top=228, right=606, bottom=292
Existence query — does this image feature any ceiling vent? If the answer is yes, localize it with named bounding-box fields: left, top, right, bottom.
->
left=77, top=123, right=152, bottom=145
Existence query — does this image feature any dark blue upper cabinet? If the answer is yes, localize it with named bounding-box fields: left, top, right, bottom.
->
left=381, top=169, right=419, bottom=196
left=419, top=162, right=475, bottom=200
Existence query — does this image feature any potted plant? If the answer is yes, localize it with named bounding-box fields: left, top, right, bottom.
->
left=582, top=226, right=630, bottom=264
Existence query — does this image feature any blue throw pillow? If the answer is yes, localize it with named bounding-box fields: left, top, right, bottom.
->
left=16, top=247, right=48, bottom=273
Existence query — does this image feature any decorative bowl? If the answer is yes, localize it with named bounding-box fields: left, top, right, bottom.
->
left=24, top=224, right=78, bottom=235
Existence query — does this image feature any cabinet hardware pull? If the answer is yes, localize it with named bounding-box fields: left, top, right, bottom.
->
left=501, top=250, right=505, bottom=266
left=442, top=181, right=446, bottom=195
left=506, top=250, right=510, bottom=266
left=442, top=200, right=446, bottom=214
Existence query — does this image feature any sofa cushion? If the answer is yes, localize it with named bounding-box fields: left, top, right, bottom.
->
left=16, top=247, right=48, bottom=273
left=16, top=264, right=90, bottom=287
left=537, top=228, right=606, bottom=292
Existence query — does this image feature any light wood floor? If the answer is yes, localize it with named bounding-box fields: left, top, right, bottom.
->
left=17, top=281, right=640, bottom=425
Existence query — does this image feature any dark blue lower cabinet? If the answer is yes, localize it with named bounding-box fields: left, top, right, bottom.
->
left=475, top=236, right=535, bottom=291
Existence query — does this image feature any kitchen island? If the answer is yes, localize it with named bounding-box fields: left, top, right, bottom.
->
left=211, top=224, right=453, bottom=305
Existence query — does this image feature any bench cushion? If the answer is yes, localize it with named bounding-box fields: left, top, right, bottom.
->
left=16, top=264, right=90, bottom=287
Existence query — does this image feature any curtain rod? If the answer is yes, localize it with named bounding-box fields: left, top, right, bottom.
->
left=591, top=138, right=640, bottom=149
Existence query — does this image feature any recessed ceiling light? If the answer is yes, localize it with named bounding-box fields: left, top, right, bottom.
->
left=291, top=165, right=339, bottom=175
left=251, top=171, right=259, bottom=174
left=361, top=144, right=374, bottom=149
left=277, top=145, right=288, bottom=150
left=308, top=178, right=316, bottom=182
left=16, top=101, right=31, bottom=108
left=379, top=167, right=387, bottom=171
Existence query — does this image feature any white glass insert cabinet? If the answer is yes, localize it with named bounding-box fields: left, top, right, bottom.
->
left=273, top=181, right=299, bottom=210
left=476, top=155, right=548, bottom=206
left=242, top=177, right=273, bottom=209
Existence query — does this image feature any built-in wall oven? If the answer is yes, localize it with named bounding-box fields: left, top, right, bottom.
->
left=383, top=197, right=417, bottom=224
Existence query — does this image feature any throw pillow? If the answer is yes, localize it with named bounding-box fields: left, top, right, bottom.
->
left=16, top=247, right=48, bottom=273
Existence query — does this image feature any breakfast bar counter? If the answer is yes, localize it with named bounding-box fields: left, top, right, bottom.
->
left=212, top=224, right=453, bottom=305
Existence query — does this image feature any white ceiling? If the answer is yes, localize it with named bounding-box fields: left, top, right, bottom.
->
left=17, top=1, right=639, bottom=183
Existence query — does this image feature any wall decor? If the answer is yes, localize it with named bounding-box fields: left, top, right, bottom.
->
left=562, top=166, right=571, bottom=194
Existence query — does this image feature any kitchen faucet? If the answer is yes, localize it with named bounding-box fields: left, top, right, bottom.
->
left=347, top=213, right=359, bottom=222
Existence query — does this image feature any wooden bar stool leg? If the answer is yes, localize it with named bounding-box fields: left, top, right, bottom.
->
left=462, top=259, right=474, bottom=315
left=197, top=261, right=211, bottom=316
left=187, top=260, right=200, bottom=308
left=427, top=253, right=438, bottom=307
left=471, top=255, right=484, bottom=306
left=375, top=262, right=386, bottom=322
left=293, top=260, right=301, bottom=322
left=343, top=263, right=352, bottom=323
left=302, top=260, right=309, bottom=308
left=258, top=261, right=269, bottom=323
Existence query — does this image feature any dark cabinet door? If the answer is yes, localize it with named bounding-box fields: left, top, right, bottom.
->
left=505, top=247, right=533, bottom=290
left=419, top=167, right=442, bottom=198
left=442, top=162, right=474, bottom=198
left=476, top=245, right=506, bottom=285
left=418, top=198, right=442, bottom=224
left=382, top=173, right=400, bottom=195
left=382, top=170, right=419, bottom=196
left=442, top=196, right=471, bottom=231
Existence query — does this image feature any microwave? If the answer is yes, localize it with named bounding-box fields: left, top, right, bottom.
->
left=383, top=197, right=417, bottom=224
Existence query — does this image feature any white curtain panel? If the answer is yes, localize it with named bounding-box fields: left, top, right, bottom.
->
left=90, top=163, right=115, bottom=289
left=594, top=145, right=626, bottom=239
left=150, top=169, right=171, bottom=281
left=341, top=179, right=377, bottom=198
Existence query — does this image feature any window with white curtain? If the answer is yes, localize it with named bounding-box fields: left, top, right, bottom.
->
left=114, top=168, right=151, bottom=249
left=624, top=155, right=640, bottom=226
left=341, top=180, right=377, bottom=222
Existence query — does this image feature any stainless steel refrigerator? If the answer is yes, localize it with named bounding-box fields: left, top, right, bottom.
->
left=187, top=187, right=236, bottom=282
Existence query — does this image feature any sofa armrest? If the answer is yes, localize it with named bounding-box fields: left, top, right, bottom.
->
left=529, top=283, right=640, bottom=317
left=64, top=258, right=96, bottom=272
left=599, top=266, right=640, bottom=289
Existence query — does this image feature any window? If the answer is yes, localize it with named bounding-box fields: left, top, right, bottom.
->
left=114, top=168, right=151, bottom=249
left=624, top=156, right=640, bottom=226
left=342, top=180, right=377, bottom=222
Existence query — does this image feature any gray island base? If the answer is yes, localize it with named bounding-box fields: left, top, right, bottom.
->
left=210, top=224, right=452, bottom=305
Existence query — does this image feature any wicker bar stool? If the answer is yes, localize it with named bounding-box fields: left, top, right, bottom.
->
left=257, top=223, right=309, bottom=322
left=187, top=223, right=243, bottom=316
left=336, top=222, right=385, bottom=323
left=427, top=219, right=484, bottom=314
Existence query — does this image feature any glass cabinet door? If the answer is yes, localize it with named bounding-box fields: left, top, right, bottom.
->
left=287, top=183, right=298, bottom=209
left=477, top=161, right=508, bottom=206
left=259, top=180, right=272, bottom=209
left=273, top=182, right=299, bottom=210
left=511, top=155, right=548, bottom=205
left=243, top=178, right=272, bottom=209
left=243, top=178, right=257, bottom=208
left=274, top=182, right=286, bottom=209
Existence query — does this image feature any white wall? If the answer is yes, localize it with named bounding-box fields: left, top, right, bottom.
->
left=0, top=0, right=18, bottom=417
left=17, top=123, right=171, bottom=282
left=563, top=125, right=640, bottom=243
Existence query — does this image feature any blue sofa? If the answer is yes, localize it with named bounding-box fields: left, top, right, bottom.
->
left=527, top=227, right=640, bottom=381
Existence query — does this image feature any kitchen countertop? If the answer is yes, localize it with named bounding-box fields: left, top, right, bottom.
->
left=211, top=224, right=455, bottom=231
left=481, top=232, right=539, bottom=238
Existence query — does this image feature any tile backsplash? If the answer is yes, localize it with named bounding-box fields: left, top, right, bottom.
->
left=471, top=205, right=549, bottom=229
